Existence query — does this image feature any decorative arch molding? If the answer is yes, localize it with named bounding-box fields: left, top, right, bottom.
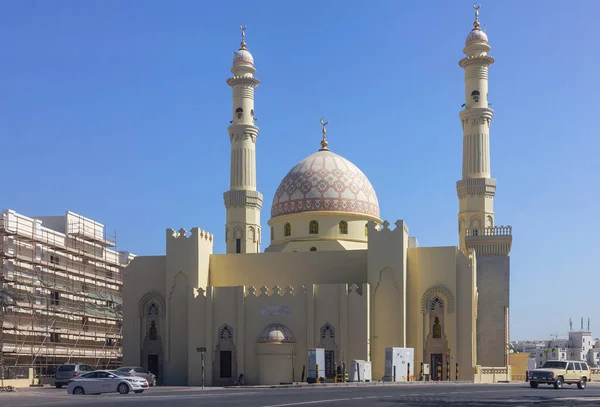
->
left=320, top=323, right=335, bottom=340
left=421, top=284, right=454, bottom=314
left=137, top=291, right=166, bottom=317
left=218, top=324, right=233, bottom=341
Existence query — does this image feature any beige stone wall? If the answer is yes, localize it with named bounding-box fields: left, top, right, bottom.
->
left=122, top=255, right=166, bottom=368
left=366, top=220, right=408, bottom=380
left=123, top=222, right=482, bottom=385
left=476, top=255, right=510, bottom=367
left=405, top=246, right=476, bottom=381
left=209, top=250, right=367, bottom=287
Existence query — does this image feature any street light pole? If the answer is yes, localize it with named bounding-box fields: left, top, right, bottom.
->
left=196, top=347, right=206, bottom=390
left=202, top=351, right=205, bottom=390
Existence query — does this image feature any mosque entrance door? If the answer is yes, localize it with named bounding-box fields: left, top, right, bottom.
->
left=220, top=351, right=232, bottom=378
left=431, top=354, right=443, bottom=381
left=147, top=354, right=158, bottom=379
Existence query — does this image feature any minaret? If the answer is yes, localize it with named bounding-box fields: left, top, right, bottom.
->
left=456, top=4, right=497, bottom=250
left=456, top=5, right=513, bottom=369
left=223, top=25, right=263, bottom=254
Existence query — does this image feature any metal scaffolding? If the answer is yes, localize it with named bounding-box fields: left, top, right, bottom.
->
left=0, top=210, right=133, bottom=384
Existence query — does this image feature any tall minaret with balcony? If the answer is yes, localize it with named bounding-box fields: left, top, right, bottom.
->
left=456, top=5, right=512, bottom=368
left=457, top=5, right=508, bottom=250
left=223, top=26, right=263, bottom=254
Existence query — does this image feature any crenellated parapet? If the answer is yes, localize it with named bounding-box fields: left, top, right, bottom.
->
left=348, top=283, right=364, bottom=296
left=166, top=227, right=214, bottom=242
left=165, top=227, right=213, bottom=290
left=245, top=285, right=304, bottom=297
left=194, top=287, right=208, bottom=298
left=367, top=219, right=407, bottom=236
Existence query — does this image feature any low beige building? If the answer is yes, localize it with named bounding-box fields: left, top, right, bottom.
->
left=123, top=7, right=513, bottom=385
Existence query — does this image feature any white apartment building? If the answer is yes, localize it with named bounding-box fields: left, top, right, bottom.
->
left=0, top=209, right=134, bottom=381
left=531, top=331, right=600, bottom=368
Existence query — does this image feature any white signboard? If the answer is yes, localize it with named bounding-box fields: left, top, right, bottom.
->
left=260, top=306, right=291, bottom=316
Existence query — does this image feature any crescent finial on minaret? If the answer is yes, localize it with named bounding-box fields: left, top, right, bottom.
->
left=319, top=118, right=329, bottom=151
left=240, top=24, right=247, bottom=49
left=473, top=4, right=481, bottom=29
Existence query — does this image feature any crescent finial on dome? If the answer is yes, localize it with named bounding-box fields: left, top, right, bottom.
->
left=319, top=117, right=329, bottom=151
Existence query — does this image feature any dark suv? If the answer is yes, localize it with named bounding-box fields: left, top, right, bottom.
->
left=55, top=364, right=94, bottom=388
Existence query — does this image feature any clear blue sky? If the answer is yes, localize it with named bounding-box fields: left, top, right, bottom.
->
left=1, top=0, right=598, bottom=341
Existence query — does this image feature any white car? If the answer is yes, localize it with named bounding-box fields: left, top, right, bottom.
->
left=67, top=370, right=149, bottom=395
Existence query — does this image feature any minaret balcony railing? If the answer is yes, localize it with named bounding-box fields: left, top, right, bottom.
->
left=465, top=226, right=512, bottom=237
left=464, top=226, right=513, bottom=256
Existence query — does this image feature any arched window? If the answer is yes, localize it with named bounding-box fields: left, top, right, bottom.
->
left=284, top=223, right=291, bottom=236
left=149, top=320, right=157, bottom=341
left=320, top=323, right=335, bottom=340
left=147, top=302, right=159, bottom=315
left=236, top=107, right=243, bottom=118
left=219, top=325, right=233, bottom=340
left=471, top=90, right=480, bottom=102
left=430, top=297, right=444, bottom=311
left=309, top=221, right=319, bottom=234
left=310, top=247, right=317, bottom=252
left=339, top=221, right=348, bottom=234
left=365, top=223, right=368, bottom=237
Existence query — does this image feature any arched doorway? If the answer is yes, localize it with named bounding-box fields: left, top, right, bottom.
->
left=138, top=293, right=165, bottom=385
left=319, top=323, right=338, bottom=379
left=256, top=323, right=296, bottom=385
left=424, top=296, right=448, bottom=380
left=214, top=325, right=237, bottom=385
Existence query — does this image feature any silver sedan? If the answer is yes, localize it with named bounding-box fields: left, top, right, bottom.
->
left=67, top=370, right=149, bottom=395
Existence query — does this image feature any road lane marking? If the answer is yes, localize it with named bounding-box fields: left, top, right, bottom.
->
left=262, top=398, right=352, bottom=407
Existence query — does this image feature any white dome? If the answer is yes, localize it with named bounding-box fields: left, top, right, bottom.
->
left=233, top=49, right=254, bottom=66
left=271, top=149, right=380, bottom=219
left=258, top=323, right=295, bottom=344
left=466, top=28, right=488, bottom=44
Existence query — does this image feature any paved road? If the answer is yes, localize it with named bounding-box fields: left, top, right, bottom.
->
left=3, top=382, right=600, bottom=406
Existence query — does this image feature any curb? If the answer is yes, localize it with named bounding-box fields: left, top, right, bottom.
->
left=228, top=380, right=488, bottom=389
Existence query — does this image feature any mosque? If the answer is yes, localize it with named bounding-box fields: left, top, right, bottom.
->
left=123, top=6, right=513, bottom=385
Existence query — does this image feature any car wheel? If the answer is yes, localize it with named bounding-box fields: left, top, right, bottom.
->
left=55, top=384, right=63, bottom=389
left=530, top=381, right=539, bottom=388
left=118, top=383, right=130, bottom=394
left=577, top=378, right=586, bottom=390
left=73, top=386, right=85, bottom=395
left=134, top=390, right=144, bottom=393
left=553, top=377, right=563, bottom=389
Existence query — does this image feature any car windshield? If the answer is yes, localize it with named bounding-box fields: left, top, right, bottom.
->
left=542, top=361, right=567, bottom=369
left=57, top=365, right=75, bottom=371
left=109, top=370, right=129, bottom=376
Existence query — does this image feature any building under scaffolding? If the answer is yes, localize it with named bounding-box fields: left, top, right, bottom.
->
left=0, top=209, right=134, bottom=383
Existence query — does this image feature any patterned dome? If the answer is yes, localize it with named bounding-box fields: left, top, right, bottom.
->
left=258, top=323, right=296, bottom=344
left=466, top=28, right=488, bottom=44
left=271, top=150, right=380, bottom=219
left=233, top=49, right=254, bottom=66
